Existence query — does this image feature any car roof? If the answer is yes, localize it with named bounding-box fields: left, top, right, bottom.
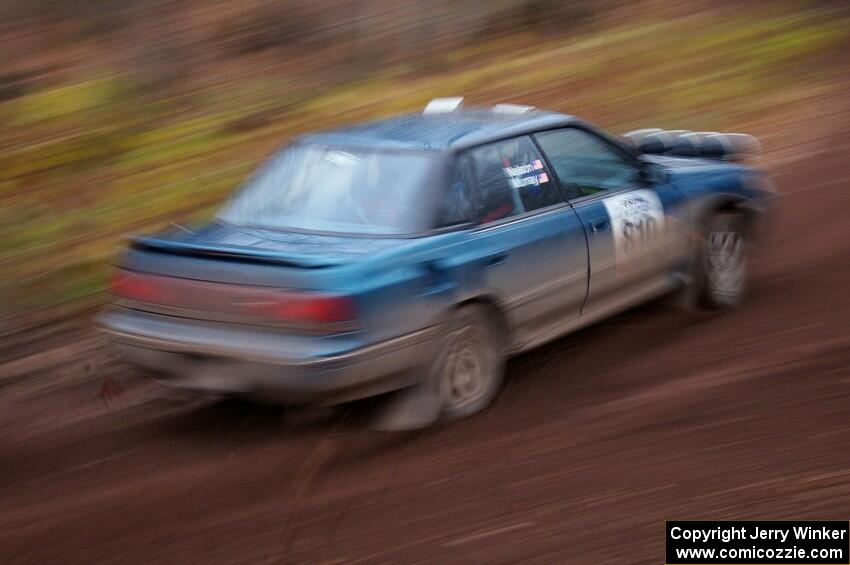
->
left=300, top=108, right=577, bottom=152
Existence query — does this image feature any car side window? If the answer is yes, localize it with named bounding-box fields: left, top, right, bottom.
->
left=534, top=128, right=640, bottom=199
left=465, top=135, right=561, bottom=224
left=435, top=155, right=475, bottom=227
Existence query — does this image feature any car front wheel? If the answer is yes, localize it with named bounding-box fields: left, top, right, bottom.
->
left=697, top=212, right=749, bottom=308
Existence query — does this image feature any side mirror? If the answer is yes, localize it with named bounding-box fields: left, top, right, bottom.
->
left=639, top=160, right=666, bottom=185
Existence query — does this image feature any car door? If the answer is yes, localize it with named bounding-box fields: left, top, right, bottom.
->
left=534, top=127, right=689, bottom=317
left=460, top=135, right=589, bottom=348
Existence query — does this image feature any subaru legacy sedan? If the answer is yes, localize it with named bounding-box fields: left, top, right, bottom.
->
left=99, top=99, right=776, bottom=428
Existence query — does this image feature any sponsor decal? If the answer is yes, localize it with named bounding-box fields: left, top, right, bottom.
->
left=601, top=189, right=665, bottom=265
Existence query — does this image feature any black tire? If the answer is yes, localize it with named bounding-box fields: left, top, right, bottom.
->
left=693, top=212, right=749, bottom=309
left=431, top=304, right=505, bottom=421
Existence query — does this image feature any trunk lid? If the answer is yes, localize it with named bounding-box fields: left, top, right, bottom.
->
left=114, top=223, right=406, bottom=329
left=130, top=223, right=403, bottom=268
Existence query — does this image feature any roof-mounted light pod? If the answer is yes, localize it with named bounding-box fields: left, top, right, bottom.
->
left=423, top=97, right=465, bottom=114
left=492, top=103, right=536, bottom=114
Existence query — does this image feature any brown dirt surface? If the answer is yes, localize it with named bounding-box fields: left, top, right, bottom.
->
left=2, top=122, right=850, bottom=563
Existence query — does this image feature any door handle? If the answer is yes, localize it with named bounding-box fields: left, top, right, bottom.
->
left=591, top=219, right=609, bottom=233
left=418, top=259, right=456, bottom=297
left=485, top=252, right=508, bottom=267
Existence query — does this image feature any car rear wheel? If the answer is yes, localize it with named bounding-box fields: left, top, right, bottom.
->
left=696, top=212, right=748, bottom=308
left=434, top=304, right=505, bottom=421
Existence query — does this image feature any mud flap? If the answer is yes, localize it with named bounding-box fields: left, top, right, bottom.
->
left=369, top=381, right=442, bottom=431
left=668, top=270, right=696, bottom=308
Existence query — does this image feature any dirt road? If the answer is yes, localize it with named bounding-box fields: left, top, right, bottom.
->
left=2, top=135, right=849, bottom=563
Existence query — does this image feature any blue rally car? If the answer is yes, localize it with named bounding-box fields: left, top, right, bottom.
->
left=99, top=98, right=776, bottom=428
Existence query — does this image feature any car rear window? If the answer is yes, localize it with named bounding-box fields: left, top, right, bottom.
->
left=218, top=143, right=437, bottom=235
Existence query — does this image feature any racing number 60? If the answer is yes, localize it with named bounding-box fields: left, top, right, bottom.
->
left=622, top=214, right=659, bottom=256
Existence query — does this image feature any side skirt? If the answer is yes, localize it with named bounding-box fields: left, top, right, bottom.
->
left=511, top=275, right=680, bottom=355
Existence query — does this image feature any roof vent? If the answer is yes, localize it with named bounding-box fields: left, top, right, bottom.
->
left=493, top=103, right=536, bottom=114
left=424, top=97, right=464, bottom=114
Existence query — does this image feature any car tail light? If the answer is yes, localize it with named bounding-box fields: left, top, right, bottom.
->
left=237, top=292, right=357, bottom=326
left=109, top=270, right=358, bottom=330
left=273, top=295, right=356, bottom=325
left=110, top=270, right=161, bottom=303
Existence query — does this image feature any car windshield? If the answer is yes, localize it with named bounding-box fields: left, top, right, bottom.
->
left=218, top=143, right=436, bottom=235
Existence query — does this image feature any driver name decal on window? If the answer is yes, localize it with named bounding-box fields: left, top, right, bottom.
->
left=503, top=160, right=549, bottom=189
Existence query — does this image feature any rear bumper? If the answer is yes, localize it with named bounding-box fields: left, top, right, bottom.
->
left=98, top=307, right=437, bottom=403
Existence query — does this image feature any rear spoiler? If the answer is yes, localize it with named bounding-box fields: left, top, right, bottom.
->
left=130, top=236, right=338, bottom=268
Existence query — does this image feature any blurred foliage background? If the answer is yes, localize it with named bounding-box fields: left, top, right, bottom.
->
left=0, top=0, right=848, bottom=332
